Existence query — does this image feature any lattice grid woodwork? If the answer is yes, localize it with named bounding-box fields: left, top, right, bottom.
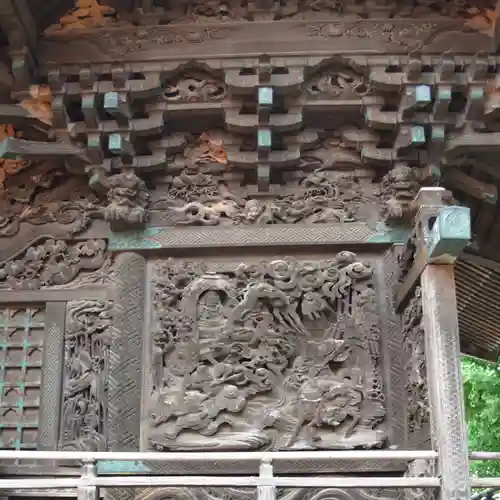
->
left=0, top=305, right=45, bottom=452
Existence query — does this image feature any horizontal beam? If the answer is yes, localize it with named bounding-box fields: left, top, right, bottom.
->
left=472, top=479, right=500, bottom=489
left=0, top=450, right=438, bottom=462
left=470, top=452, right=500, bottom=461
left=108, top=224, right=409, bottom=252
left=0, top=477, right=441, bottom=490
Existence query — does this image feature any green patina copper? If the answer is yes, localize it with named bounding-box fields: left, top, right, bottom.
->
left=108, top=228, right=163, bottom=250
left=258, top=86, right=273, bottom=105
left=98, top=461, right=151, bottom=474
left=426, top=206, right=471, bottom=263
left=258, top=128, right=272, bottom=148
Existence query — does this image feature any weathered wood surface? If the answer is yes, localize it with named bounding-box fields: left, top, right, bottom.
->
left=421, top=264, right=470, bottom=500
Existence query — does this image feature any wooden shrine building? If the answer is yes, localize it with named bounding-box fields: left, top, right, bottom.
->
left=1, top=1, right=500, bottom=500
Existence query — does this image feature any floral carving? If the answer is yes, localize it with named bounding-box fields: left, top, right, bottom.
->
left=97, top=27, right=234, bottom=59
left=164, top=73, right=227, bottom=102
left=148, top=253, right=386, bottom=451
left=306, top=22, right=437, bottom=51
left=60, top=300, right=112, bottom=451
left=402, top=287, right=429, bottom=436
left=0, top=239, right=107, bottom=290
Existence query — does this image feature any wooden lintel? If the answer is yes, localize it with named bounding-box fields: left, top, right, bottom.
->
left=445, top=131, right=500, bottom=159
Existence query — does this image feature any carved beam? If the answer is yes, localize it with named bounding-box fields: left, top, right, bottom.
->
left=395, top=187, right=471, bottom=311
left=442, top=168, right=498, bottom=204
left=0, top=137, right=89, bottom=162
left=444, top=129, right=500, bottom=160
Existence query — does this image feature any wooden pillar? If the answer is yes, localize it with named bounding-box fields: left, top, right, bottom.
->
left=107, top=252, right=146, bottom=500
left=421, top=264, right=470, bottom=500
left=397, top=187, right=471, bottom=500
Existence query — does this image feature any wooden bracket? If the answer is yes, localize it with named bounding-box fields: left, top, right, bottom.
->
left=395, top=187, right=471, bottom=311
left=104, top=92, right=132, bottom=127
left=0, top=136, right=89, bottom=162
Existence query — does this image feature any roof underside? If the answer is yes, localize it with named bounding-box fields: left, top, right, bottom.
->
left=457, top=256, right=500, bottom=362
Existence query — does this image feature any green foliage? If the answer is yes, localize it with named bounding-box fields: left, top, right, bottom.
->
left=461, top=357, right=500, bottom=477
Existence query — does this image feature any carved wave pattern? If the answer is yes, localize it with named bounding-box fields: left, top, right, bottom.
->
left=148, top=253, right=387, bottom=451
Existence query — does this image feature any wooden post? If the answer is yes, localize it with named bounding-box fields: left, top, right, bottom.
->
left=397, top=187, right=471, bottom=500
left=421, top=264, right=470, bottom=500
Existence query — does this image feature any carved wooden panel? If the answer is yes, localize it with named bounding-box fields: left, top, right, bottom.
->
left=402, top=286, right=431, bottom=450
left=59, top=300, right=112, bottom=452
left=143, top=251, right=401, bottom=463
left=136, top=486, right=399, bottom=500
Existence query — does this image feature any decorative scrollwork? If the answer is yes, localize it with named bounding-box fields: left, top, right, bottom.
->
left=152, top=167, right=380, bottom=227
left=402, top=287, right=429, bottom=436
left=307, top=69, right=371, bottom=99
left=0, top=239, right=107, bottom=289
left=148, top=253, right=386, bottom=451
left=164, top=73, right=227, bottom=102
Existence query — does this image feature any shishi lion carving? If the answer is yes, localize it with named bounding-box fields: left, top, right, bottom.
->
left=148, top=252, right=386, bottom=451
